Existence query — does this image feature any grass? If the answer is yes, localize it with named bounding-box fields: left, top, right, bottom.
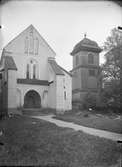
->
left=54, top=110, right=122, bottom=134
left=0, top=114, right=121, bottom=166
left=22, top=107, right=56, bottom=116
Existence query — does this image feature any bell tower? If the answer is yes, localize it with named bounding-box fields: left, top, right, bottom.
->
left=70, top=35, right=102, bottom=104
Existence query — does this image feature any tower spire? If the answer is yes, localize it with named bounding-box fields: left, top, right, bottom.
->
left=84, top=32, right=87, bottom=38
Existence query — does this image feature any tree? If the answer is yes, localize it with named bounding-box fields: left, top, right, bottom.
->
left=101, top=28, right=122, bottom=112
left=104, top=28, right=122, bottom=51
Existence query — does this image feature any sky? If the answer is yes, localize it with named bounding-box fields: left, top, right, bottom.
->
left=0, top=1, right=122, bottom=71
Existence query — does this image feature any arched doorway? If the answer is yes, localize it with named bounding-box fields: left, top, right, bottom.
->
left=24, top=90, right=41, bottom=108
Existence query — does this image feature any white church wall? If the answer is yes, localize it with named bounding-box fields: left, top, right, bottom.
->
left=4, top=25, right=56, bottom=81
left=56, top=75, right=64, bottom=111
left=3, top=25, right=72, bottom=112
left=63, top=72, right=72, bottom=111
left=4, top=25, right=55, bottom=58
left=48, top=81, right=56, bottom=109
left=16, top=88, right=21, bottom=108
left=42, top=90, right=48, bottom=108
left=7, top=70, right=17, bottom=110
left=17, top=84, right=48, bottom=107
left=47, top=63, right=56, bottom=109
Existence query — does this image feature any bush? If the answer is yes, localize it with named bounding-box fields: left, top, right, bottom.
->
left=100, top=89, right=121, bottom=113
left=82, top=93, right=97, bottom=110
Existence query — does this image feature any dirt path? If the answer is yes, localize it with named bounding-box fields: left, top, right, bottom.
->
left=31, top=114, right=122, bottom=141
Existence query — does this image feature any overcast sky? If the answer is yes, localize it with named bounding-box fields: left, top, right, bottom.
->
left=0, top=1, right=122, bottom=71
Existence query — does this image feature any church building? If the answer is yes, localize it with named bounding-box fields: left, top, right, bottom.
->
left=70, top=35, right=102, bottom=105
left=0, top=25, right=72, bottom=114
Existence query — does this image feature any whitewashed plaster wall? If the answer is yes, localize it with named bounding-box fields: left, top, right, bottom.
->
left=63, top=71, right=72, bottom=110
left=7, top=70, right=17, bottom=109
left=47, top=63, right=56, bottom=109
left=56, top=75, right=64, bottom=111
left=16, top=84, right=48, bottom=108
left=4, top=25, right=56, bottom=80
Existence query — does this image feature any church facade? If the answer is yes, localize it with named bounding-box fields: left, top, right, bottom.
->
left=70, top=35, right=102, bottom=104
left=0, top=25, right=72, bottom=114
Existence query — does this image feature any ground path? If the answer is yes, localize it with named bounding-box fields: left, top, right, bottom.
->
left=31, top=114, right=122, bottom=142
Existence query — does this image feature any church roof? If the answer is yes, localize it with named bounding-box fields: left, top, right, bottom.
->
left=4, top=56, right=17, bottom=70
left=57, top=65, right=72, bottom=76
left=48, top=59, right=72, bottom=76
left=48, top=59, right=64, bottom=75
left=71, top=37, right=102, bottom=55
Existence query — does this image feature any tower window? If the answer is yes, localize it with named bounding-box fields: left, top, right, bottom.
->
left=89, top=69, right=95, bottom=76
left=88, top=53, right=94, bottom=64
left=76, top=55, right=79, bottom=66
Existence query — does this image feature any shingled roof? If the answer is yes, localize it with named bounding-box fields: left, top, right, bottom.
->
left=71, top=37, right=102, bottom=55
left=57, top=65, right=72, bottom=76
left=48, top=59, right=64, bottom=75
left=4, top=56, right=17, bottom=70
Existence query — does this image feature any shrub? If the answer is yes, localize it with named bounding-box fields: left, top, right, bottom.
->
left=82, top=93, right=96, bottom=110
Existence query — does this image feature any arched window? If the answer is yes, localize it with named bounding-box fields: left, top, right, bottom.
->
left=88, top=53, right=94, bottom=64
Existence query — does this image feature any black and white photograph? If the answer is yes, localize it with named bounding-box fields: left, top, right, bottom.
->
left=0, top=0, right=122, bottom=166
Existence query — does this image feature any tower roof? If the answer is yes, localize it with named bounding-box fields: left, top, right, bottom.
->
left=71, top=37, right=102, bottom=55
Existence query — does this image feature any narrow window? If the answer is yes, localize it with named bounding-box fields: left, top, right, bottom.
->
left=34, top=38, right=39, bottom=55
left=76, top=55, right=79, bottom=66
left=63, top=78, right=65, bottom=89
left=88, top=53, right=94, bottom=64
left=64, top=91, right=66, bottom=100
left=26, top=64, right=30, bottom=79
left=33, top=64, right=36, bottom=79
left=25, top=37, right=29, bottom=53
left=89, top=69, right=95, bottom=76
left=29, top=33, right=34, bottom=54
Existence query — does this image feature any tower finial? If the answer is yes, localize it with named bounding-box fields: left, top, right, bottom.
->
left=84, top=32, right=87, bottom=38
